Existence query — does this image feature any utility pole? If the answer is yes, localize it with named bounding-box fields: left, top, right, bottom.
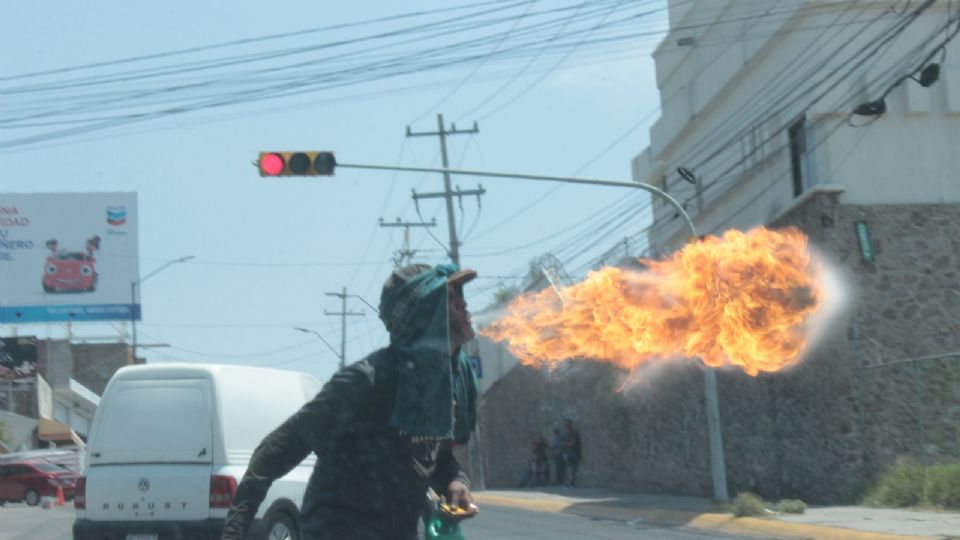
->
left=379, top=217, right=437, bottom=268
left=324, top=287, right=364, bottom=369
left=406, top=113, right=483, bottom=267
left=404, top=115, right=486, bottom=487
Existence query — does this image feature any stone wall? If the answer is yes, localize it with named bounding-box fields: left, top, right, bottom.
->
left=478, top=194, right=960, bottom=503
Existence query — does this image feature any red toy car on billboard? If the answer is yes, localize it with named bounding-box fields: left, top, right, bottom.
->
left=42, top=236, right=100, bottom=293
left=43, top=252, right=98, bottom=292
left=0, top=461, right=79, bottom=505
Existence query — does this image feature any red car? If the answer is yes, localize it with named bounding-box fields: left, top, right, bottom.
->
left=43, top=252, right=98, bottom=292
left=0, top=461, right=80, bottom=505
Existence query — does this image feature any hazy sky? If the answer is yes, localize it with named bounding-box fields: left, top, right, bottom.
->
left=0, top=0, right=667, bottom=384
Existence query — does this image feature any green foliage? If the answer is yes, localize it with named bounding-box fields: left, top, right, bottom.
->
left=492, top=285, right=521, bottom=308
left=924, top=463, right=960, bottom=510
left=864, top=463, right=926, bottom=507
left=732, top=492, right=767, bottom=517
left=776, top=499, right=807, bottom=514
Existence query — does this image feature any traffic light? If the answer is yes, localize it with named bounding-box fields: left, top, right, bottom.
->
left=258, top=151, right=336, bottom=177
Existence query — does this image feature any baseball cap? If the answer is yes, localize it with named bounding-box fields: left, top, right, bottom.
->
left=381, top=264, right=477, bottom=298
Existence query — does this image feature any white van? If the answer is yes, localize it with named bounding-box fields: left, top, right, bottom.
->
left=73, top=363, right=322, bottom=540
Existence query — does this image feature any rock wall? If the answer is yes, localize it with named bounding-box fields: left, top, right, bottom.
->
left=478, top=194, right=960, bottom=503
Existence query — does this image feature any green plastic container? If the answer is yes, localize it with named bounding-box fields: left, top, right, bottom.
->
left=424, top=512, right=466, bottom=540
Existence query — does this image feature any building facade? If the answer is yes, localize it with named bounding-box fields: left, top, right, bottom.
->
left=1, top=339, right=137, bottom=452
left=477, top=0, right=960, bottom=503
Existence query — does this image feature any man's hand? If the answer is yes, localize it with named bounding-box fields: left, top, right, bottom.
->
left=446, top=479, right=478, bottom=516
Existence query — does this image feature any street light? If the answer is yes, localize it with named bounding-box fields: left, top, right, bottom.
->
left=293, top=327, right=344, bottom=368
left=131, top=255, right=194, bottom=363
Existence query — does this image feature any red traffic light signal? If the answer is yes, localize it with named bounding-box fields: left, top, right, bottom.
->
left=258, top=151, right=336, bottom=177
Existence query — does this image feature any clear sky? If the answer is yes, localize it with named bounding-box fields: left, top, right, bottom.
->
left=0, top=0, right=668, bottom=385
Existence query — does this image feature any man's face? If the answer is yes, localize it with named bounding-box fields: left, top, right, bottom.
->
left=448, top=282, right=475, bottom=347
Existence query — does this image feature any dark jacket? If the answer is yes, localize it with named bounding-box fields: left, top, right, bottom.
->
left=221, top=348, right=468, bottom=540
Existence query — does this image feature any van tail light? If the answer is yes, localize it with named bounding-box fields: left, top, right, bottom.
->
left=74, top=476, right=86, bottom=509
left=209, top=475, right=237, bottom=508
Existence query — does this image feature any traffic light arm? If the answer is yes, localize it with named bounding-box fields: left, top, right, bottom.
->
left=335, top=162, right=696, bottom=238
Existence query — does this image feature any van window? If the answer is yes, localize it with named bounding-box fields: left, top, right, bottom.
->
left=92, top=379, right=212, bottom=464
left=216, top=370, right=321, bottom=453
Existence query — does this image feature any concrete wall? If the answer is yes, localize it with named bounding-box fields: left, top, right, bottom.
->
left=478, top=193, right=960, bottom=503
left=0, top=411, right=38, bottom=452
left=70, top=343, right=130, bottom=395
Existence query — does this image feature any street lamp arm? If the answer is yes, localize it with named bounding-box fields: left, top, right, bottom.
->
left=337, top=163, right=697, bottom=238
left=293, top=327, right=343, bottom=360
left=136, top=255, right=196, bottom=285
left=130, top=254, right=194, bottom=366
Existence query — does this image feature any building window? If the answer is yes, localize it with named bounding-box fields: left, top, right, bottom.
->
left=788, top=116, right=807, bottom=197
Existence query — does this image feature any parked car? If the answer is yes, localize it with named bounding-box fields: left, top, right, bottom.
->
left=73, top=363, right=322, bottom=540
left=0, top=460, right=80, bottom=506
left=43, top=252, right=97, bottom=292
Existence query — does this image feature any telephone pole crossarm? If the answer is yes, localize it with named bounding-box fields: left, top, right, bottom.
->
left=405, top=121, right=478, bottom=138
left=412, top=187, right=486, bottom=200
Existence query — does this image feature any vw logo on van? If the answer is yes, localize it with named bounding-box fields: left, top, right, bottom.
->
left=137, top=478, right=150, bottom=492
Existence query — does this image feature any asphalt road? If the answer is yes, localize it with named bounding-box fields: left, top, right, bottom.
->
left=0, top=501, right=762, bottom=540
left=0, top=503, right=74, bottom=540
left=458, top=505, right=760, bottom=540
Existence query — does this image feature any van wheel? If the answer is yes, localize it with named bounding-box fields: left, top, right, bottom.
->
left=24, top=489, right=40, bottom=506
left=263, top=512, right=297, bottom=540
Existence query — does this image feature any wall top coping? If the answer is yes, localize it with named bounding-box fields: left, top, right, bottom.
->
left=770, top=184, right=846, bottom=225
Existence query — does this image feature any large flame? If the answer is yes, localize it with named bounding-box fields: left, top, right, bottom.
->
left=480, top=227, right=827, bottom=376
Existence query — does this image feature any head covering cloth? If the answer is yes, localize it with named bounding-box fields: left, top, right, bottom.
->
left=379, top=263, right=477, bottom=442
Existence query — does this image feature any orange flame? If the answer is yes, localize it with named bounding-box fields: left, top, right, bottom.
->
left=480, top=227, right=825, bottom=376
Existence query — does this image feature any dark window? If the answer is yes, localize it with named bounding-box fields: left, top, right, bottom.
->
left=788, top=116, right=807, bottom=197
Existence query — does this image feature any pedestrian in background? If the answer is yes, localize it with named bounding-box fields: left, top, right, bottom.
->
left=548, top=426, right=565, bottom=486
left=561, top=418, right=582, bottom=488
left=516, top=434, right=549, bottom=488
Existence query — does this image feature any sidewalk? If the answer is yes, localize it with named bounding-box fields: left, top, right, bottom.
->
left=472, top=488, right=960, bottom=540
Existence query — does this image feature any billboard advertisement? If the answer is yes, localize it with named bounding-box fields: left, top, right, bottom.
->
left=0, top=193, right=139, bottom=322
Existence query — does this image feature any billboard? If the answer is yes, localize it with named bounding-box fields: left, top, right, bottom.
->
left=0, top=193, right=139, bottom=322
left=0, top=336, right=38, bottom=381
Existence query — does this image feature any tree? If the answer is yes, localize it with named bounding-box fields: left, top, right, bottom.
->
left=493, top=285, right=521, bottom=308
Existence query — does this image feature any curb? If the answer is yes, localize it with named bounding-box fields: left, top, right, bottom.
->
left=472, top=492, right=935, bottom=540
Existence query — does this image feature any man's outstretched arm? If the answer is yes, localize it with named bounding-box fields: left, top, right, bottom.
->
left=220, top=419, right=310, bottom=539
left=221, top=365, right=372, bottom=539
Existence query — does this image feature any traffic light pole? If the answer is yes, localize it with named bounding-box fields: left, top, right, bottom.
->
left=335, top=160, right=728, bottom=502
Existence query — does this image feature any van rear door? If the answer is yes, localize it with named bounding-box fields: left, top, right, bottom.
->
left=85, top=378, right=213, bottom=521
